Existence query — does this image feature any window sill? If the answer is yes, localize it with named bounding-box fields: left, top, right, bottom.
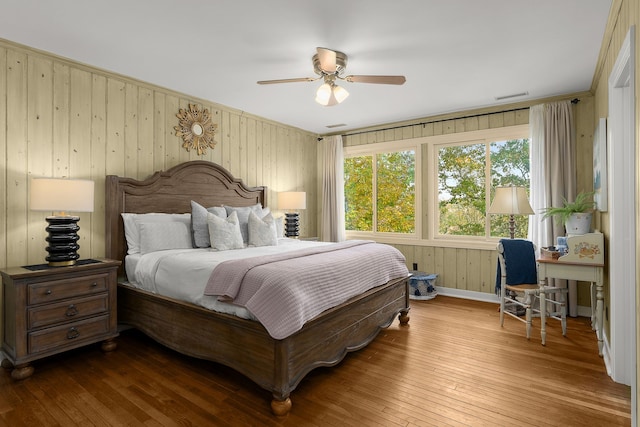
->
left=345, top=232, right=500, bottom=251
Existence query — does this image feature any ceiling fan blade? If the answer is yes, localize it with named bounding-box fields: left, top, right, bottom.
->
left=316, top=47, right=337, bottom=73
left=257, top=77, right=317, bottom=85
left=345, top=75, right=406, bottom=85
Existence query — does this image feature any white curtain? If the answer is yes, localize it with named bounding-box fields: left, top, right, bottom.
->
left=544, top=101, right=577, bottom=246
left=319, top=135, right=346, bottom=242
left=528, top=100, right=577, bottom=315
left=527, top=100, right=576, bottom=248
left=528, top=104, right=547, bottom=246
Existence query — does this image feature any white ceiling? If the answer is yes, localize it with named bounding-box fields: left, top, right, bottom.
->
left=1, top=0, right=612, bottom=135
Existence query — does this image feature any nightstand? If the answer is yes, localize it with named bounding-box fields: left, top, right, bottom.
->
left=1, top=258, right=121, bottom=380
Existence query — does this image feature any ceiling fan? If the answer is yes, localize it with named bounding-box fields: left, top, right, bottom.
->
left=257, top=47, right=406, bottom=106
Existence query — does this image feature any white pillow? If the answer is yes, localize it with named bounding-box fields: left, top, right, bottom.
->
left=224, top=204, right=263, bottom=244
left=274, top=215, right=284, bottom=238
left=248, top=211, right=278, bottom=247
left=191, top=200, right=227, bottom=248
left=259, top=207, right=283, bottom=237
left=121, top=213, right=191, bottom=254
left=207, top=211, right=244, bottom=250
left=138, top=222, right=192, bottom=254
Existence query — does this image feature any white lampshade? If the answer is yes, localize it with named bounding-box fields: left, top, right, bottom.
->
left=488, top=186, right=534, bottom=215
left=315, top=83, right=332, bottom=105
left=315, top=83, right=349, bottom=106
left=278, top=191, right=306, bottom=211
left=30, top=178, right=95, bottom=214
left=332, top=85, right=349, bottom=103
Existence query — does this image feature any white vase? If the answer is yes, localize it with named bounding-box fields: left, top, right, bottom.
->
left=565, top=212, right=592, bottom=235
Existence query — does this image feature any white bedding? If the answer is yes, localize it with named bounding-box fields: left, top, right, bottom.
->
left=123, top=238, right=330, bottom=319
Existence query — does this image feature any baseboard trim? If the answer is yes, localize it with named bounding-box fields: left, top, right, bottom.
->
left=435, top=287, right=499, bottom=303
left=434, top=286, right=593, bottom=317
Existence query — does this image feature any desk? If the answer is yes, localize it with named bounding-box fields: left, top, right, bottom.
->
left=537, top=258, right=604, bottom=355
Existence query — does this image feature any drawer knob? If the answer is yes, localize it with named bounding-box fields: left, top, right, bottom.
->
left=67, top=327, right=80, bottom=340
left=90, top=282, right=98, bottom=287
left=65, top=304, right=79, bottom=317
left=45, top=289, right=52, bottom=295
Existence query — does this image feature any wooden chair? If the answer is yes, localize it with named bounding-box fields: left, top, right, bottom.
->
left=497, top=239, right=567, bottom=344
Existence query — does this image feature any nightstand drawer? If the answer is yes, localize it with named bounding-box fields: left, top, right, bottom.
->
left=28, top=294, right=109, bottom=329
left=28, top=314, right=110, bottom=354
left=28, top=274, right=108, bottom=305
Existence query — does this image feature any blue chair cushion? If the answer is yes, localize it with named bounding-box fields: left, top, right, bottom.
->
left=495, top=239, right=538, bottom=294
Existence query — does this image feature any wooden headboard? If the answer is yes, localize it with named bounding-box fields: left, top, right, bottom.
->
left=105, top=160, right=266, bottom=276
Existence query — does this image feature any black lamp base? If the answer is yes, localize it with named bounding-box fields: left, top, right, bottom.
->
left=284, top=212, right=300, bottom=238
left=45, top=216, right=81, bottom=267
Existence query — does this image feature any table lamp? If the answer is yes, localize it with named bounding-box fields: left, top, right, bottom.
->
left=488, top=185, right=534, bottom=239
left=30, top=178, right=95, bottom=266
left=277, top=191, right=306, bottom=238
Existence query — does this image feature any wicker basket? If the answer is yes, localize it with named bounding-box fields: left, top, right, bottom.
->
left=541, top=247, right=561, bottom=259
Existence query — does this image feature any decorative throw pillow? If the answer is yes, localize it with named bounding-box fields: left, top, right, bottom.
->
left=224, top=204, right=263, bottom=244
left=248, top=211, right=278, bottom=247
left=138, top=222, right=193, bottom=254
left=207, top=211, right=244, bottom=250
left=274, top=215, right=285, bottom=238
left=121, top=213, right=191, bottom=254
left=191, top=200, right=227, bottom=248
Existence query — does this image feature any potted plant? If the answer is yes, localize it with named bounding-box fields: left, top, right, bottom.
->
left=541, top=191, right=596, bottom=235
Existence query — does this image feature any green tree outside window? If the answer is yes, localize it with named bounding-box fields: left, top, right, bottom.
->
left=438, top=138, right=530, bottom=238
left=345, top=150, right=415, bottom=233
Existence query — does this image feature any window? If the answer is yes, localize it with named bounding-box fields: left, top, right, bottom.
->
left=438, top=142, right=487, bottom=236
left=344, top=124, right=529, bottom=246
left=344, top=144, right=417, bottom=235
left=436, top=130, right=530, bottom=240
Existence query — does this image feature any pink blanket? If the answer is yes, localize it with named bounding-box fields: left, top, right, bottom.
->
left=204, top=240, right=409, bottom=339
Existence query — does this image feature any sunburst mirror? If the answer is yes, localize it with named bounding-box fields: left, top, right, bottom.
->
left=174, top=104, right=218, bottom=156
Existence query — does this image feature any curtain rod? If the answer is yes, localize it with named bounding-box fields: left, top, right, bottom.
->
left=317, top=98, right=580, bottom=141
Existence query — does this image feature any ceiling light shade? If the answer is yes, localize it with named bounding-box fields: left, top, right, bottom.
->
left=332, top=84, right=349, bottom=103
left=315, top=83, right=333, bottom=105
left=315, top=83, right=349, bottom=107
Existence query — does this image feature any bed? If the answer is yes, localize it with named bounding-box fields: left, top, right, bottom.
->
left=105, top=160, right=410, bottom=416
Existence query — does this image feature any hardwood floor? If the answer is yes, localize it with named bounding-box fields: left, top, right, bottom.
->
left=0, top=296, right=631, bottom=426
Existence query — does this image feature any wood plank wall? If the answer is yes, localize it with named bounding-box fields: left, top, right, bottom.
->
left=343, top=98, right=596, bottom=300
left=0, top=27, right=607, bottom=308
left=590, top=0, right=638, bottom=378
left=0, top=39, right=318, bottom=270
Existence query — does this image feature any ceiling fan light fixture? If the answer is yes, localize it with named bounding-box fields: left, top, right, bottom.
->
left=259, top=47, right=405, bottom=106
left=315, top=82, right=349, bottom=106
left=315, top=83, right=333, bottom=105
left=333, top=84, right=349, bottom=103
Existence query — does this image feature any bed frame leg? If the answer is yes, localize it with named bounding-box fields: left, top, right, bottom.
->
left=10, top=363, right=34, bottom=380
left=399, top=309, right=410, bottom=325
left=101, top=338, right=118, bottom=352
left=271, top=396, right=292, bottom=416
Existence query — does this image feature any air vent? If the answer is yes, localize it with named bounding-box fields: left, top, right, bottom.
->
left=326, top=123, right=347, bottom=128
left=495, top=91, right=529, bottom=101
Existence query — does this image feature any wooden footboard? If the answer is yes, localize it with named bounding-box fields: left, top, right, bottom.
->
left=117, top=275, right=409, bottom=415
